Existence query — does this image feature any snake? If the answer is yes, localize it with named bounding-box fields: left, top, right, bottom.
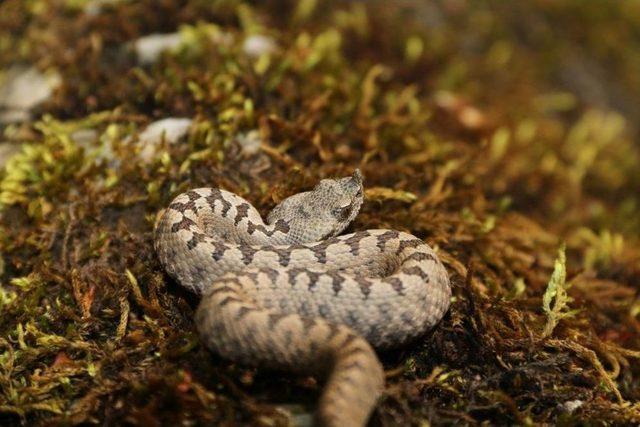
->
left=154, top=170, right=451, bottom=427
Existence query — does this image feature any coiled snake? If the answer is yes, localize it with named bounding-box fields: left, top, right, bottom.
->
left=154, top=170, right=451, bottom=426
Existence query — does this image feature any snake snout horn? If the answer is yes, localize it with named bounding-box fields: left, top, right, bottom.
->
left=351, top=169, right=363, bottom=185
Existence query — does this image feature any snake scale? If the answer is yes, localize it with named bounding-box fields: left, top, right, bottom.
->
left=154, top=170, right=451, bottom=426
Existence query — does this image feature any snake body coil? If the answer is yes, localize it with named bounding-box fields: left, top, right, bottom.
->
left=154, top=170, right=451, bottom=426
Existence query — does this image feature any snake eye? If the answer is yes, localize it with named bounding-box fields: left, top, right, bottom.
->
left=332, top=205, right=352, bottom=220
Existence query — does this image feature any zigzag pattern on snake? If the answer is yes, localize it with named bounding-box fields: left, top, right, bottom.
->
left=154, top=170, right=451, bottom=427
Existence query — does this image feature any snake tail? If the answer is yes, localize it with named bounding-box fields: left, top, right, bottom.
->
left=195, top=276, right=384, bottom=426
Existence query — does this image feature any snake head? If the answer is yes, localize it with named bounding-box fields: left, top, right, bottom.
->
left=267, top=170, right=365, bottom=242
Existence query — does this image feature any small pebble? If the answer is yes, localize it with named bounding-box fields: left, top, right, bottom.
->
left=137, top=118, right=192, bottom=162
left=557, top=399, right=584, bottom=414
left=133, top=33, right=183, bottom=65
left=243, top=35, right=277, bottom=58
left=0, top=66, right=61, bottom=123
left=235, top=130, right=262, bottom=156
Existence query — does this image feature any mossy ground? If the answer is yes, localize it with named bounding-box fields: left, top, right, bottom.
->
left=1, top=1, right=640, bottom=425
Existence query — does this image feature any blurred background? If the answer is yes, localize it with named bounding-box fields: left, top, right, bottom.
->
left=2, top=1, right=639, bottom=235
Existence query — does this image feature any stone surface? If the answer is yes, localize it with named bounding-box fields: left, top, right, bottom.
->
left=242, top=34, right=277, bottom=58
left=0, top=66, right=61, bottom=123
left=235, top=130, right=262, bottom=156
left=133, top=33, right=183, bottom=65
left=137, top=118, right=193, bottom=162
left=556, top=399, right=584, bottom=414
left=225, top=130, right=271, bottom=179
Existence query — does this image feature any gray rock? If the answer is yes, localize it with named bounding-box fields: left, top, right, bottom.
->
left=0, top=66, right=61, bottom=124
left=236, top=130, right=262, bottom=156
left=242, top=35, right=277, bottom=58
left=226, top=130, right=271, bottom=176
left=133, top=33, right=183, bottom=65
left=137, top=118, right=193, bottom=162
left=557, top=399, right=584, bottom=414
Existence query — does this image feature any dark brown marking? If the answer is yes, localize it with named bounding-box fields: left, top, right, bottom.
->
left=207, top=285, right=236, bottom=297
left=244, top=325, right=258, bottom=340
left=168, top=190, right=201, bottom=213
left=234, top=203, right=251, bottom=225
left=270, top=247, right=291, bottom=267
left=219, top=295, right=242, bottom=307
left=268, top=313, right=288, bottom=329
left=163, top=247, right=177, bottom=260
left=171, top=216, right=196, bottom=232
left=210, top=241, right=229, bottom=261
left=325, top=322, right=340, bottom=341
left=327, top=272, right=345, bottom=296
left=275, top=219, right=290, bottom=233
left=239, top=245, right=260, bottom=265
left=190, top=265, right=207, bottom=281
left=185, top=190, right=201, bottom=201
left=405, top=252, right=436, bottom=263
left=376, top=230, right=400, bottom=250
left=300, top=301, right=311, bottom=315
left=397, top=238, right=423, bottom=254
left=260, top=267, right=279, bottom=282
left=309, top=240, right=332, bottom=263
left=343, top=234, right=363, bottom=256
left=306, top=271, right=321, bottom=291
left=205, top=189, right=232, bottom=216
left=283, top=330, right=293, bottom=347
left=347, top=311, right=360, bottom=327
left=319, top=229, right=339, bottom=241
left=383, top=277, right=405, bottom=295
left=318, top=304, right=330, bottom=318
left=341, top=345, right=368, bottom=360
left=403, top=266, right=430, bottom=280
left=169, top=200, right=196, bottom=214
left=186, top=232, right=207, bottom=249
left=355, top=277, right=372, bottom=299
left=301, top=317, right=316, bottom=330
left=243, top=271, right=259, bottom=282
left=400, top=312, right=415, bottom=326
left=247, top=219, right=290, bottom=237
left=221, top=277, right=242, bottom=286
left=366, top=325, right=383, bottom=344
left=287, top=268, right=305, bottom=288
left=341, top=333, right=358, bottom=349
left=297, top=205, right=310, bottom=218
left=235, top=306, right=255, bottom=320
